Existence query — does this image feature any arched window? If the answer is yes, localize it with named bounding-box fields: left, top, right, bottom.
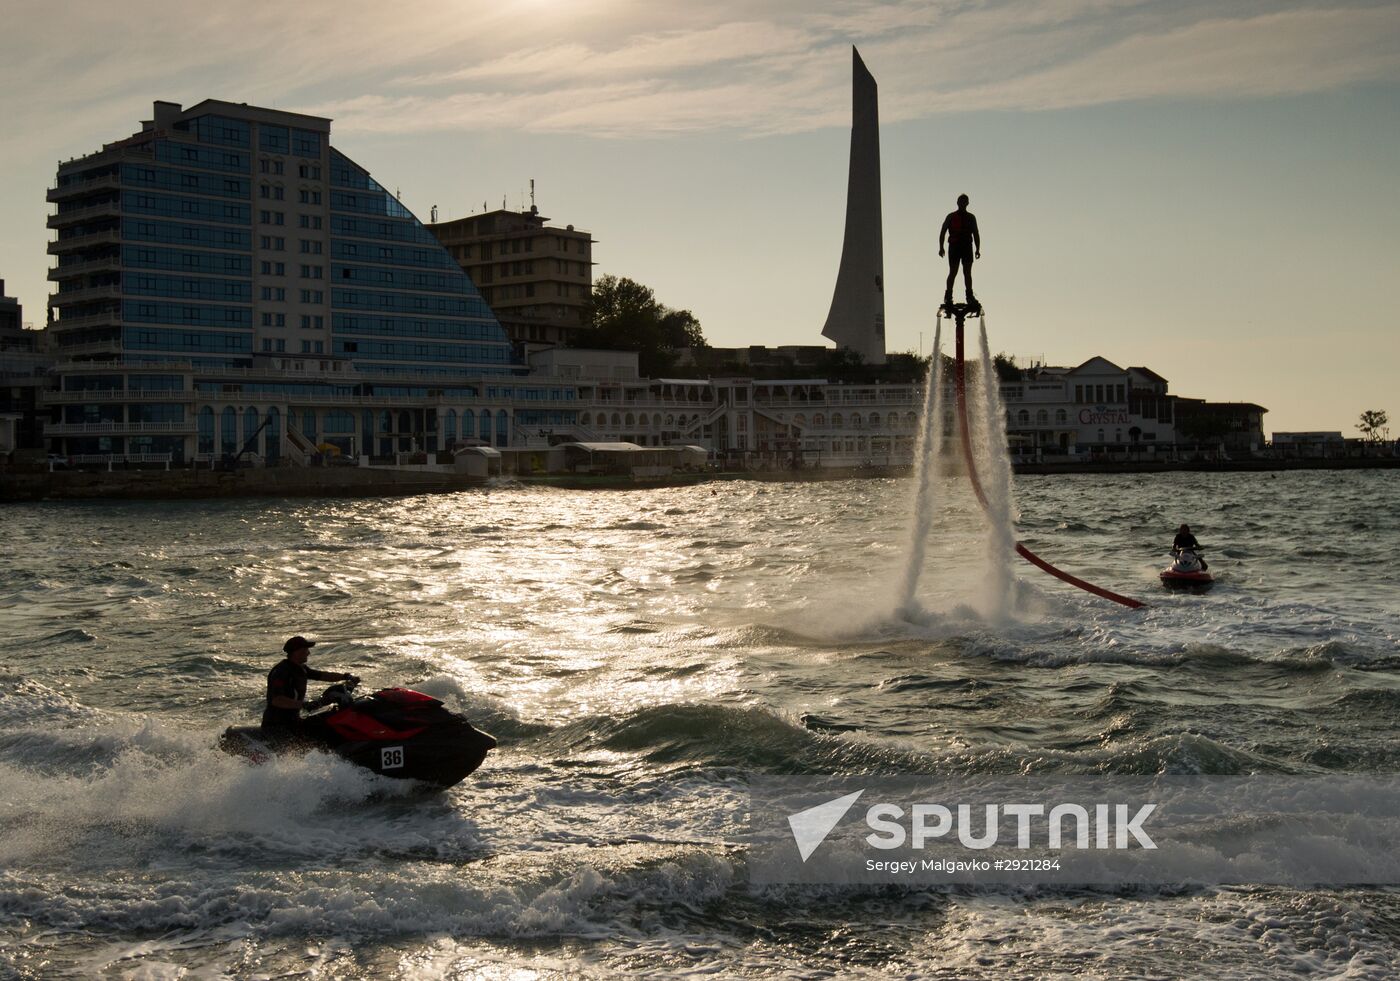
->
left=197, top=406, right=214, bottom=455
left=303, top=410, right=317, bottom=440
left=581, top=412, right=592, bottom=426
left=625, top=413, right=635, bottom=426
left=851, top=412, right=863, bottom=429
left=461, top=409, right=475, bottom=438
left=265, top=407, right=281, bottom=463
left=479, top=410, right=492, bottom=442
left=444, top=409, right=457, bottom=444
left=1055, top=409, right=1067, bottom=424
left=220, top=406, right=237, bottom=456
left=832, top=413, right=843, bottom=428
left=794, top=414, right=806, bottom=428
left=325, top=410, right=354, bottom=433
left=868, top=412, right=881, bottom=428
left=611, top=412, right=621, bottom=427
left=1036, top=409, right=1048, bottom=425
left=495, top=410, right=508, bottom=446
left=1017, top=410, right=1030, bottom=425
left=814, top=413, right=826, bottom=427
left=905, top=412, right=917, bottom=428
left=398, top=410, right=411, bottom=433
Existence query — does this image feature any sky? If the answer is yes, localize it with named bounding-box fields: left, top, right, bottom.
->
left=2, top=0, right=1398, bottom=433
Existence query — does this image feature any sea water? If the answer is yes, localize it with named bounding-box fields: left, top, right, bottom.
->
left=2, top=471, right=1399, bottom=978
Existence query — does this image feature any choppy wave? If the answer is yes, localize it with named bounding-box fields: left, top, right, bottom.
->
left=0, top=472, right=1397, bottom=976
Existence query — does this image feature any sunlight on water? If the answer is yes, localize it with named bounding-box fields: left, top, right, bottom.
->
left=1, top=471, right=1398, bottom=976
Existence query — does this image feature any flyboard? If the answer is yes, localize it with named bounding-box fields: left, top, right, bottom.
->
left=939, top=300, right=1146, bottom=610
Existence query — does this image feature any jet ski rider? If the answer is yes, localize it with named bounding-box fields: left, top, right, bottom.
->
left=262, top=636, right=359, bottom=746
left=1172, top=524, right=1208, bottom=570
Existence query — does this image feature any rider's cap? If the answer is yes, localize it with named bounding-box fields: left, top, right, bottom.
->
left=283, top=636, right=316, bottom=654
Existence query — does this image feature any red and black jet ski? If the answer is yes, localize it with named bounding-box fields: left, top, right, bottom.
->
left=1159, top=548, right=1214, bottom=591
left=219, top=680, right=496, bottom=788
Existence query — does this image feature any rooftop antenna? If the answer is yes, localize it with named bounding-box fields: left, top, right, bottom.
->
left=530, top=178, right=536, bottom=210
left=430, top=204, right=438, bottom=223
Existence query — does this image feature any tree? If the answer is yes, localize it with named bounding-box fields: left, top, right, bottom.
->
left=583, top=275, right=708, bottom=377
left=1357, top=409, right=1390, bottom=442
left=992, top=352, right=1021, bottom=382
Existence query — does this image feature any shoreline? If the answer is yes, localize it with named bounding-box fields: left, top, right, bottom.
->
left=1, top=456, right=1397, bottom=501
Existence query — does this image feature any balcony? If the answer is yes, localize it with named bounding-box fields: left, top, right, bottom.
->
left=51, top=285, right=122, bottom=307
left=44, top=421, right=195, bottom=435
left=49, top=256, right=120, bottom=281
left=50, top=312, right=121, bottom=331
left=53, top=341, right=124, bottom=357
left=47, top=200, right=121, bottom=230
left=47, top=174, right=121, bottom=202
left=48, top=230, right=121, bottom=255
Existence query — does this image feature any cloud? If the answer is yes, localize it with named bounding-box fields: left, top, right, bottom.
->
left=319, top=2, right=1400, bottom=137
left=3, top=0, right=1398, bottom=147
left=930, top=6, right=1400, bottom=112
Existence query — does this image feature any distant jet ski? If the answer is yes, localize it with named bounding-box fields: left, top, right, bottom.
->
left=1159, top=548, right=1214, bottom=590
left=220, top=680, right=496, bottom=788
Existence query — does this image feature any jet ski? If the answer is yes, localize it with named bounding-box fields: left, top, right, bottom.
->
left=219, top=680, right=497, bottom=788
left=1159, top=548, right=1213, bottom=591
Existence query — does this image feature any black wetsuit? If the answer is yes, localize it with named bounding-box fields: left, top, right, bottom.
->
left=942, top=210, right=980, bottom=299
left=262, top=657, right=309, bottom=735
left=1173, top=533, right=1207, bottom=569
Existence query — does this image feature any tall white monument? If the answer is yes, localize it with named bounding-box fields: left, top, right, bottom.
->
left=821, top=47, right=886, bottom=366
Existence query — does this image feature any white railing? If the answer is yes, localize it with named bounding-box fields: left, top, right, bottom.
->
left=45, top=421, right=193, bottom=435
left=67, top=453, right=173, bottom=467
left=46, top=390, right=189, bottom=404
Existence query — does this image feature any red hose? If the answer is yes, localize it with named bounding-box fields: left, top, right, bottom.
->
left=952, top=313, right=1146, bottom=610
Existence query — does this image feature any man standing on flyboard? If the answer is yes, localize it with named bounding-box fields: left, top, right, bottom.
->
left=939, top=193, right=981, bottom=308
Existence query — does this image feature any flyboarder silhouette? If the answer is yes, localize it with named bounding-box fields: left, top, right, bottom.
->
left=939, top=194, right=981, bottom=309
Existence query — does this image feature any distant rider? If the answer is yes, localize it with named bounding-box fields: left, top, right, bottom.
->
left=1172, top=524, right=1208, bottom=570
left=262, top=635, right=358, bottom=746
left=939, top=193, right=981, bottom=307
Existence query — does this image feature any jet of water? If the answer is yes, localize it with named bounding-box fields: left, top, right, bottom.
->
left=897, top=321, right=944, bottom=618
left=970, top=316, right=1019, bottom=618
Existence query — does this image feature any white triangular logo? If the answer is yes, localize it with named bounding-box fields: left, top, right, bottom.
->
left=788, top=790, right=865, bottom=861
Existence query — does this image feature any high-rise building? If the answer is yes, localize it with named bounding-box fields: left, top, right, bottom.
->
left=821, top=47, right=886, bottom=366
left=46, top=100, right=536, bottom=463
left=428, top=207, right=594, bottom=349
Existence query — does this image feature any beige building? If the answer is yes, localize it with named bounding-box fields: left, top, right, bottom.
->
left=427, top=206, right=594, bottom=349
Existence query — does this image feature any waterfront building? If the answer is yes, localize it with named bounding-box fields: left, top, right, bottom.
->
left=45, top=100, right=572, bottom=465
left=821, top=47, right=886, bottom=366
left=527, top=347, right=1262, bottom=466
left=427, top=207, right=594, bottom=350
left=1, top=280, right=47, bottom=453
